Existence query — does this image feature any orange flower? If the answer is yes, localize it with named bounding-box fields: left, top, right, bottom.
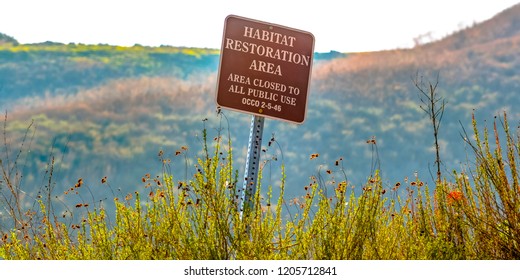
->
left=447, top=190, right=464, bottom=205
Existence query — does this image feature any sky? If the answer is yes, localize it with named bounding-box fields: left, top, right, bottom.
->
left=1, top=0, right=519, bottom=53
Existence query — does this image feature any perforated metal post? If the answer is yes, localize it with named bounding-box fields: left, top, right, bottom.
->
left=238, top=115, right=265, bottom=219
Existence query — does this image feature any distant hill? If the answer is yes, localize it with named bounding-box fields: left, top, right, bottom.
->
left=314, top=3, right=520, bottom=95
left=1, top=3, right=519, bottom=221
left=0, top=32, right=18, bottom=45
left=0, top=42, right=221, bottom=104
left=424, top=3, right=520, bottom=51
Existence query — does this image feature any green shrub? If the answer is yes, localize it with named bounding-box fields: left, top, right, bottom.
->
left=1, top=112, right=518, bottom=259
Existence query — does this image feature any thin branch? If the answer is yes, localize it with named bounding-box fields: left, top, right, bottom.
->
left=412, top=71, right=446, bottom=184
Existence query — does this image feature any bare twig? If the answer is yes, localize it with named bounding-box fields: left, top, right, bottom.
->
left=413, top=72, right=446, bottom=184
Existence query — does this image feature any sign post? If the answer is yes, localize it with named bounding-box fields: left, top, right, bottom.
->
left=240, top=115, right=264, bottom=218
left=215, top=15, right=314, bottom=217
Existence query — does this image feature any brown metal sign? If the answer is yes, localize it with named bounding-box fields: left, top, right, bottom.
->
left=216, top=15, right=315, bottom=124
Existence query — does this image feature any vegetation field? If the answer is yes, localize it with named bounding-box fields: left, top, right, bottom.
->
left=1, top=110, right=518, bottom=259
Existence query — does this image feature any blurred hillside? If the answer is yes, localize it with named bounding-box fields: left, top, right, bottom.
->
left=0, top=4, right=519, bottom=221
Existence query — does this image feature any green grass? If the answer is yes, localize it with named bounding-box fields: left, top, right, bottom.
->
left=0, top=112, right=519, bottom=259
